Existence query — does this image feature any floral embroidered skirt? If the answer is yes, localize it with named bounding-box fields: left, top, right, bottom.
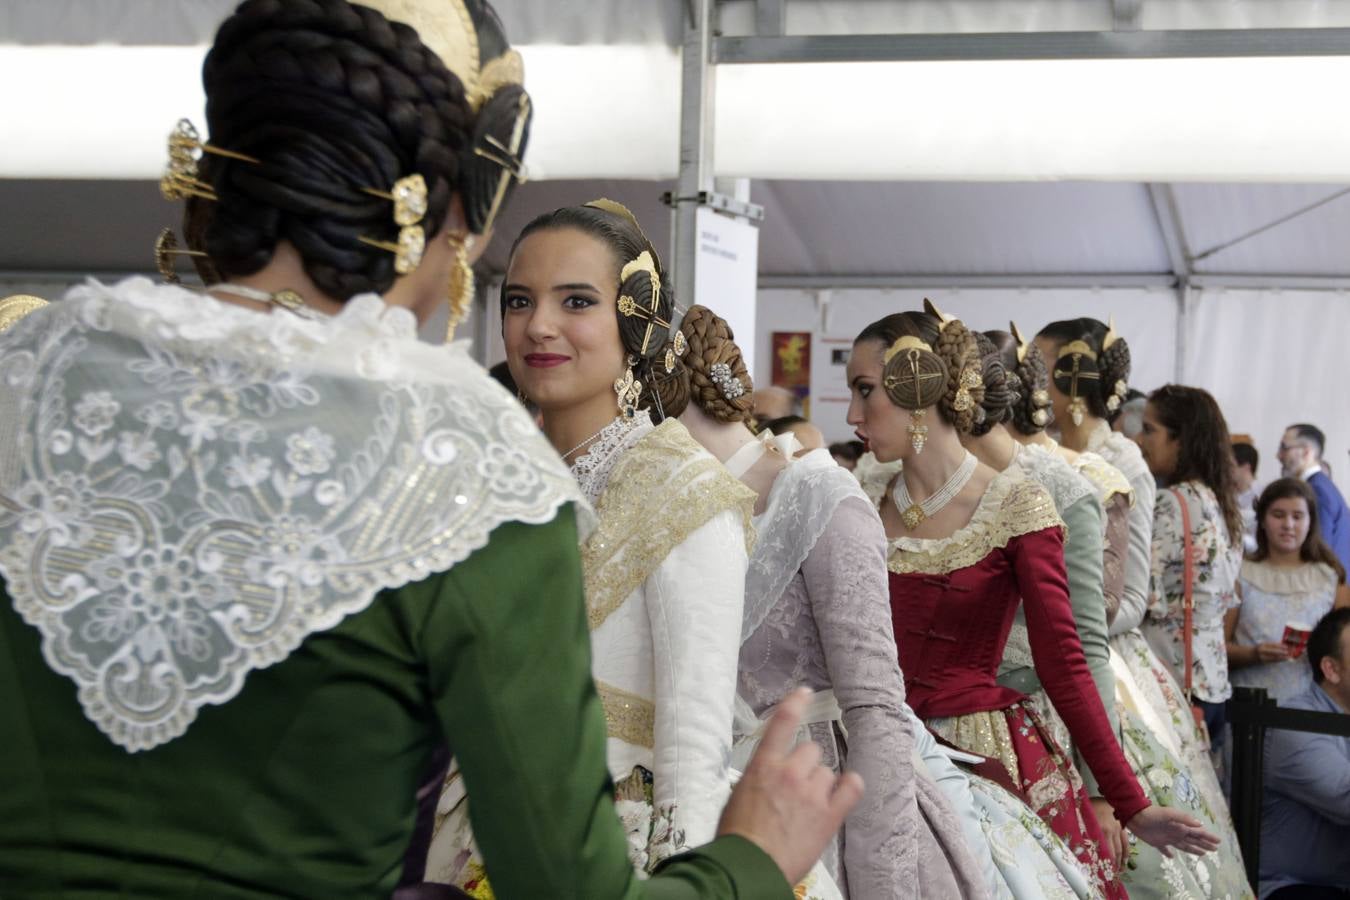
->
left=928, top=701, right=1126, bottom=900
left=1111, top=629, right=1246, bottom=880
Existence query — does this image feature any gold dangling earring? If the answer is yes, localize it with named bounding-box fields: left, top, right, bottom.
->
left=614, top=356, right=643, bottom=419
left=1068, top=395, right=1087, bottom=427
left=444, top=230, right=476, bottom=342
left=908, top=408, right=929, bottom=454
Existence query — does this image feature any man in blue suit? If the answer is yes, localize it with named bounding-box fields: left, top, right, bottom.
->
left=1279, top=423, right=1350, bottom=573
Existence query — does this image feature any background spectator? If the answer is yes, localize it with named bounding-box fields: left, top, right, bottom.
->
left=751, top=386, right=801, bottom=423
left=1278, top=424, right=1350, bottom=574
left=1234, top=441, right=1262, bottom=553
left=760, top=415, right=825, bottom=458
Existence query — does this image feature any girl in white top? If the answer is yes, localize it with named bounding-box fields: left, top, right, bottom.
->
left=1227, top=477, right=1350, bottom=703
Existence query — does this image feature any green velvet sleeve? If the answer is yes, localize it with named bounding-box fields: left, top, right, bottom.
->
left=419, top=505, right=792, bottom=900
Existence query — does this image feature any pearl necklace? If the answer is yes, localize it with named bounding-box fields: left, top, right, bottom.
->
left=893, top=451, right=977, bottom=530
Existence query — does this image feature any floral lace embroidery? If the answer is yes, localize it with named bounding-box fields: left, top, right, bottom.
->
left=1010, top=443, right=1094, bottom=515
left=582, top=420, right=755, bottom=631
left=743, top=449, right=869, bottom=643
left=0, top=278, right=584, bottom=752
left=569, top=411, right=652, bottom=506
left=886, top=473, right=1064, bottom=575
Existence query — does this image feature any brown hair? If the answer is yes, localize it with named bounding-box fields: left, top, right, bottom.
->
left=675, top=305, right=754, bottom=424
left=854, top=308, right=983, bottom=434
left=1037, top=317, right=1131, bottom=421
left=1147, top=384, right=1244, bottom=545
left=985, top=328, right=1053, bottom=435
left=1249, top=477, right=1347, bottom=582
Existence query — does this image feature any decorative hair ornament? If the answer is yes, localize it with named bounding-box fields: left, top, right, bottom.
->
left=1054, top=339, right=1100, bottom=427
left=881, top=335, right=945, bottom=454
left=160, top=118, right=259, bottom=203
left=922, top=297, right=981, bottom=413
left=1010, top=320, right=1031, bottom=364
left=616, top=250, right=671, bottom=356
left=709, top=362, right=746, bottom=400
left=444, top=230, right=476, bottom=341
left=154, top=228, right=209, bottom=285
left=1011, top=319, right=1054, bottom=429
left=923, top=297, right=954, bottom=330
left=358, top=173, right=428, bottom=275
left=1102, top=314, right=1121, bottom=351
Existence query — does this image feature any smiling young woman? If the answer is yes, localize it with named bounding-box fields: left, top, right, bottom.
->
left=1227, top=478, right=1350, bottom=704
left=428, top=202, right=777, bottom=890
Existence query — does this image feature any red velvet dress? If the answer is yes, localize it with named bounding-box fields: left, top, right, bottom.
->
left=886, top=472, right=1148, bottom=899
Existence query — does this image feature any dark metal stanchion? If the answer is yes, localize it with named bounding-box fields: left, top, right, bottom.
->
left=1226, top=685, right=1350, bottom=894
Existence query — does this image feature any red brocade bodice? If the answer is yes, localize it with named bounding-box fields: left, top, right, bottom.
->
left=886, top=473, right=1148, bottom=822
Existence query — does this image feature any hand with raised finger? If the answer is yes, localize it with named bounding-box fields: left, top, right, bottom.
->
left=717, top=688, right=865, bottom=886
left=1125, top=805, right=1222, bottom=858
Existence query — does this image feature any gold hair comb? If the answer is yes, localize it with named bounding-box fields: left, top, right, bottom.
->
left=160, top=119, right=259, bottom=203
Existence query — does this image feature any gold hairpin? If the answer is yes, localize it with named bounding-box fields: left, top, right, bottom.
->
left=360, top=174, right=428, bottom=227
left=1102, top=314, right=1120, bottom=350
left=154, top=228, right=209, bottom=284
left=923, top=297, right=956, bottom=331
left=358, top=173, right=428, bottom=274
left=161, top=119, right=259, bottom=203
left=1010, top=321, right=1030, bottom=364
left=617, top=250, right=669, bottom=355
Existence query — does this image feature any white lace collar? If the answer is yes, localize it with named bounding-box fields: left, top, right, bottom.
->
left=1008, top=441, right=1095, bottom=515
left=569, top=410, right=653, bottom=506
left=1240, top=559, right=1339, bottom=596
left=0, top=277, right=586, bottom=752
left=743, top=449, right=869, bottom=642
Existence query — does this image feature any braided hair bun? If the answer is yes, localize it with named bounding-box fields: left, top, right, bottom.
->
left=678, top=305, right=755, bottom=424
left=199, top=0, right=521, bottom=301
left=969, top=331, right=1016, bottom=437
left=985, top=327, right=1054, bottom=435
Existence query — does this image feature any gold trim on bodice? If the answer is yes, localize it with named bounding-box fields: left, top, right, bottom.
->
left=1074, top=451, right=1135, bottom=509
left=596, top=680, right=656, bottom=749
left=885, top=472, right=1064, bottom=576
left=581, top=419, right=756, bottom=631
left=0, top=294, right=48, bottom=334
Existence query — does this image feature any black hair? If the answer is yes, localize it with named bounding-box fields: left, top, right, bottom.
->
left=1288, top=423, right=1327, bottom=458
left=198, top=0, right=527, bottom=300
left=1232, top=442, right=1259, bottom=475
left=501, top=204, right=680, bottom=420
left=1037, top=317, right=1132, bottom=421
left=984, top=329, right=1053, bottom=435
left=828, top=441, right=863, bottom=463
left=1308, top=606, right=1350, bottom=684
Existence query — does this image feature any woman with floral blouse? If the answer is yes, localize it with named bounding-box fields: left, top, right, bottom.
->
left=1133, top=386, right=1244, bottom=756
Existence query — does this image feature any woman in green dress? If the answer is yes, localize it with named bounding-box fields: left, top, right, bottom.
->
left=0, top=2, right=859, bottom=897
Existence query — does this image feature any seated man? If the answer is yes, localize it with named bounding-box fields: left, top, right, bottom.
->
left=1260, top=606, right=1350, bottom=900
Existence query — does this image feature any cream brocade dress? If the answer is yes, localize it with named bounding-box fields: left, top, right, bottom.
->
left=427, top=414, right=767, bottom=892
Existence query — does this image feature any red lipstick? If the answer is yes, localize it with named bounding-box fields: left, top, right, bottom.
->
left=525, top=353, right=570, bottom=368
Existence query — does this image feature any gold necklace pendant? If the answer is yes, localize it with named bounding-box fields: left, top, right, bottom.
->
left=901, top=504, right=926, bottom=530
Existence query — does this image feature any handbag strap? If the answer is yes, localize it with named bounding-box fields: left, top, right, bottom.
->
left=1170, top=486, right=1196, bottom=703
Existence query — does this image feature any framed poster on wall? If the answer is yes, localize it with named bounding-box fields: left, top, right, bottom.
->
left=771, top=331, right=811, bottom=417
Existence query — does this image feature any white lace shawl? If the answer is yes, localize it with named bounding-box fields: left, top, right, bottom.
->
left=1009, top=442, right=1095, bottom=515
left=744, top=449, right=871, bottom=643
left=0, top=277, right=586, bottom=752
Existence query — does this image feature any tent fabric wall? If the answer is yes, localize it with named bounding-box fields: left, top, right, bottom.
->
left=1182, top=288, right=1350, bottom=489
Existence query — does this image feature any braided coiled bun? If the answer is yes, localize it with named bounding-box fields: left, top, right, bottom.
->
left=642, top=342, right=691, bottom=422
left=679, top=305, right=755, bottom=424
left=932, top=316, right=984, bottom=435
left=969, top=331, right=1016, bottom=437
left=200, top=0, right=483, bottom=300
left=985, top=328, right=1054, bottom=435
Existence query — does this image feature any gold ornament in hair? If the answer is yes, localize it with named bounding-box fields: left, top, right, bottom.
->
left=1102, top=314, right=1121, bottom=351
left=1054, top=340, right=1100, bottom=427
left=881, top=335, right=945, bottom=454
left=161, top=118, right=260, bottom=203
left=154, top=228, right=209, bottom=285
left=616, top=250, right=671, bottom=357
left=1010, top=320, right=1031, bottom=364
left=444, top=230, right=476, bottom=341
left=923, top=297, right=955, bottom=331
left=358, top=174, right=428, bottom=275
